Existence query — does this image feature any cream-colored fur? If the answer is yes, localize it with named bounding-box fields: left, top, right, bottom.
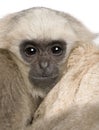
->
left=0, top=7, right=95, bottom=98
left=0, top=7, right=97, bottom=130
left=29, top=42, right=99, bottom=130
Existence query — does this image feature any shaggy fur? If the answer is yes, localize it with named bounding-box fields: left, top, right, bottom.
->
left=29, top=42, right=99, bottom=130
left=0, top=7, right=97, bottom=130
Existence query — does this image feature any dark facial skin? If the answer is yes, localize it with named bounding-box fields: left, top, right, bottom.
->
left=20, top=40, right=66, bottom=93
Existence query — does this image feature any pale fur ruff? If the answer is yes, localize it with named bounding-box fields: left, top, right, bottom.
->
left=32, top=42, right=99, bottom=130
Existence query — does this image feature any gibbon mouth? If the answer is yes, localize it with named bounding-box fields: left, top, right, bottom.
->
left=32, top=75, right=58, bottom=80
left=29, top=74, right=59, bottom=89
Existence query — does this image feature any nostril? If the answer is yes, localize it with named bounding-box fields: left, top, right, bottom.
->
left=39, top=61, right=49, bottom=69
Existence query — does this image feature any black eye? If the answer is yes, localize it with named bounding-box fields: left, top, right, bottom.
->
left=51, top=46, right=63, bottom=55
left=24, top=45, right=37, bottom=56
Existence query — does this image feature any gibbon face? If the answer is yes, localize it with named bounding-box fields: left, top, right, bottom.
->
left=20, top=39, right=66, bottom=91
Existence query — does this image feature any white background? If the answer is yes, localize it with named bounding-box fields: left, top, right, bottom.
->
left=0, top=0, right=99, bottom=33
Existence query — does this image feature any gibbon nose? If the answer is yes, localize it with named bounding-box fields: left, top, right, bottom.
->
left=39, top=61, right=49, bottom=69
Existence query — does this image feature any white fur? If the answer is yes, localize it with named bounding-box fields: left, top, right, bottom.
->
left=31, top=42, right=99, bottom=130
left=93, top=34, right=99, bottom=46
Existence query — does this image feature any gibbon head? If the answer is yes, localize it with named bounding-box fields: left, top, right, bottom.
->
left=0, top=7, right=94, bottom=96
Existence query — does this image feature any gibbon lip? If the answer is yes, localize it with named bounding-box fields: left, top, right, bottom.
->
left=32, top=75, right=58, bottom=80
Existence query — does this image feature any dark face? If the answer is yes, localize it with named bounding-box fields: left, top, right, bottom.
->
left=20, top=40, right=66, bottom=93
